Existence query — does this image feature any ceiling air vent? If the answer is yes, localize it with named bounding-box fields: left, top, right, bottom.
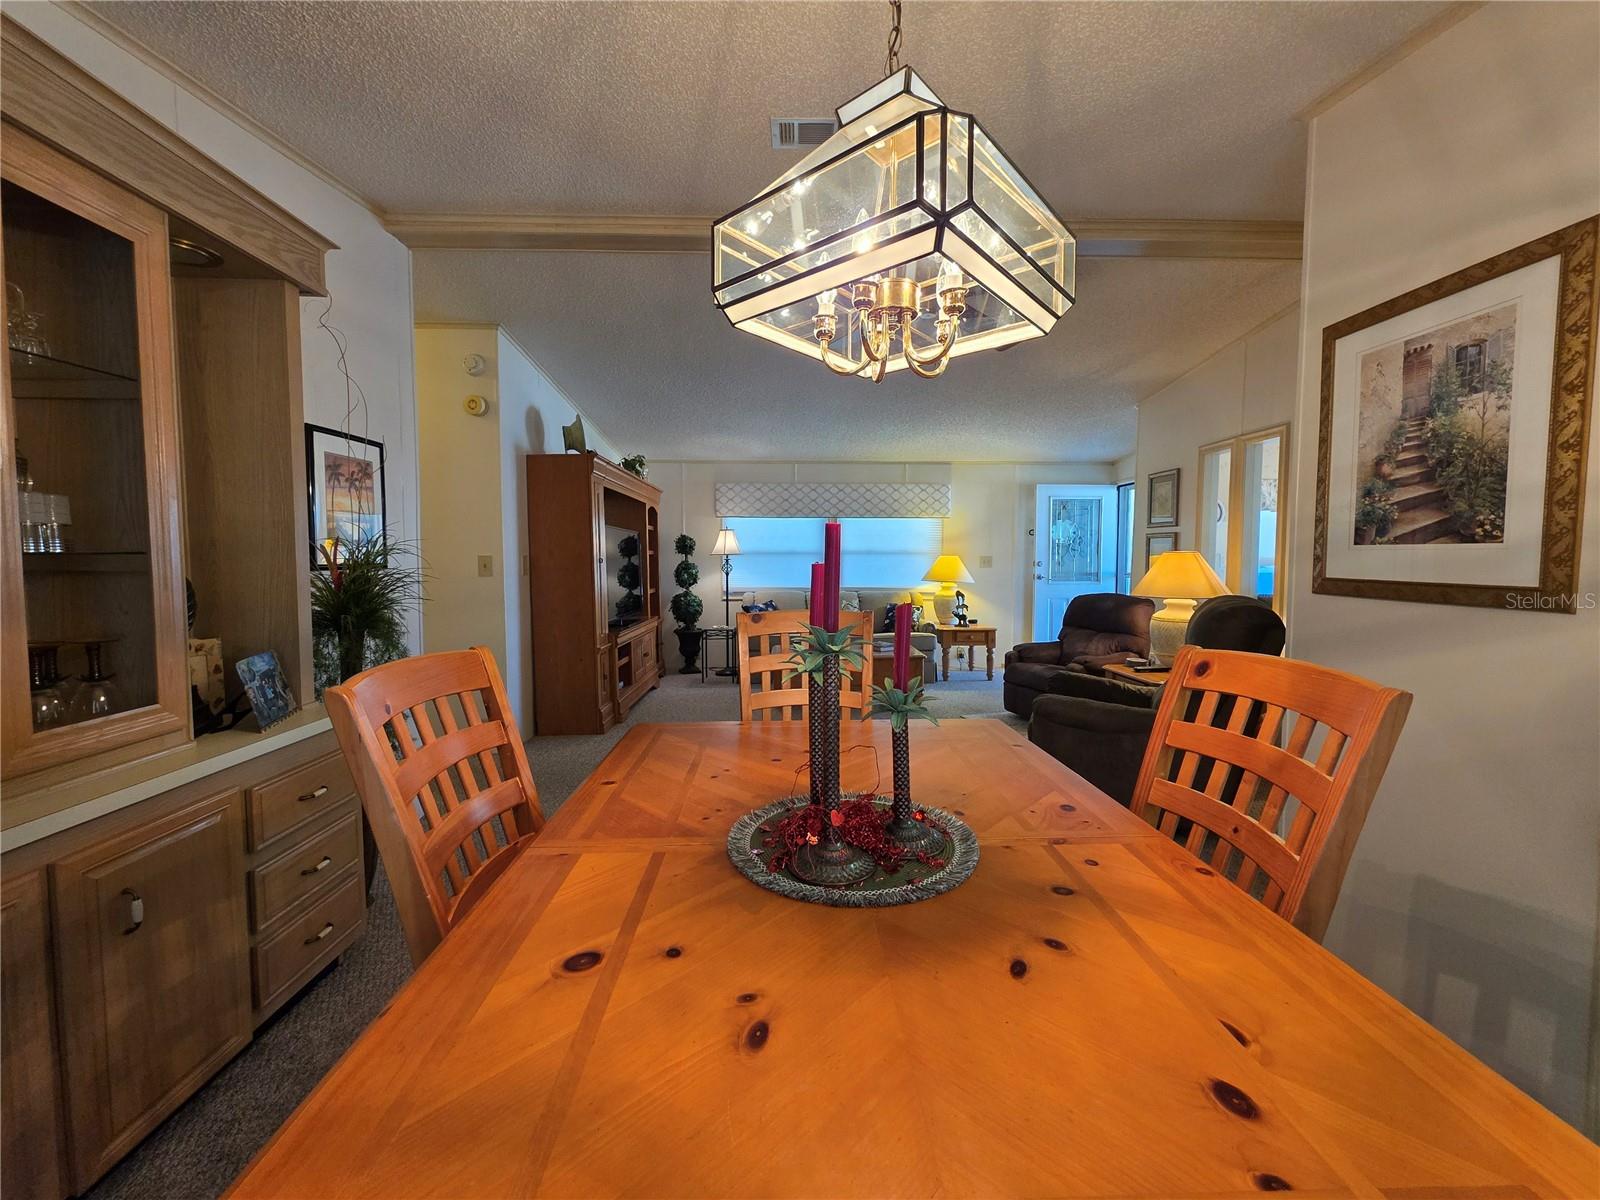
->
left=771, top=117, right=838, bottom=150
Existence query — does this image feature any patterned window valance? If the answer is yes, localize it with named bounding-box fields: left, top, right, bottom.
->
left=714, top=481, right=952, bottom=519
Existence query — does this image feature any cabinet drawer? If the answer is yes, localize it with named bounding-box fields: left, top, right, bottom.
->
left=247, top=751, right=355, bottom=850
left=252, top=868, right=364, bottom=1015
left=250, top=810, right=361, bottom=932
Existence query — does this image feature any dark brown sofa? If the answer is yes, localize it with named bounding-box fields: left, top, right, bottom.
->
left=1002, top=593, right=1155, bottom=718
left=1027, top=595, right=1287, bottom=806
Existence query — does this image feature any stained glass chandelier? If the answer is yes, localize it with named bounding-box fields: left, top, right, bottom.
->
left=712, top=2, right=1075, bottom=382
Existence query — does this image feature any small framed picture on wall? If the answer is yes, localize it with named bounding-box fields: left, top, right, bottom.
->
left=1145, top=531, right=1177, bottom=562
left=306, top=424, right=387, bottom=568
left=1146, top=468, right=1179, bottom=527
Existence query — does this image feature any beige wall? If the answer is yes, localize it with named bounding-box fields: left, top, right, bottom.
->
left=415, top=325, right=616, bottom=734
left=1132, top=306, right=1300, bottom=575
left=1289, top=2, right=1599, bottom=1129
left=653, top=460, right=1120, bottom=669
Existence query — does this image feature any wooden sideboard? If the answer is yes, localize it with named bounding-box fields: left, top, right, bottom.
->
left=526, top=453, right=663, bottom=734
left=2, top=730, right=363, bottom=1198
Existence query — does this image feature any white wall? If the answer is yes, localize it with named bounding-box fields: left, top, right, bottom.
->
left=653, top=459, right=1119, bottom=669
left=414, top=325, right=615, bottom=734
left=1132, top=305, right=1299, bottom=576
left=10, top=3, right=424, bottom=652
left=1289, top=2, right=1599, bottom=1129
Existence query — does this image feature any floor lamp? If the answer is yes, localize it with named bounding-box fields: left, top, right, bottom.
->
left=712, top=528, right=741, bottom=675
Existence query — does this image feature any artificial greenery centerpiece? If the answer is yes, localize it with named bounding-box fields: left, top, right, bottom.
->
left=312, top=534, right=420, bottom=691
left=783, top=624, right=866, bottom=681
left=868, top=678, right=939, bottom=731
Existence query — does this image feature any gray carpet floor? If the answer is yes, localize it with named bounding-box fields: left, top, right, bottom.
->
left=85, top=670, right=1015, bottom=1200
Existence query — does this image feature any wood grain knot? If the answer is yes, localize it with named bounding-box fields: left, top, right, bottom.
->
left=1252, top=1173, right=1292, bottom=1191
left=1009, top=958, right=1028, bottom=979
left=1041, top=938, right=1069, bottom=952
left=1050, top=837, right=1067, bottom=845
left=1220, top=1020, right=1250, bottom=1047
left=664, top=946, right=683, bottom=958
left=1209, top=1079, right=1259, bottom=1119
left=1083, top=858, right=1099, bottom=867
left=600, top=780, right=617, bottom=786
left=736, top=992, right=759, bottom=1004
left=1051, top=885, right=1075, bottom=896
left=953, top=810, right=966, bottom=816
left=1058, top=803, right=1076, bottom=812
left=1195, top=866, right=1215, bottom=876
left=562, top=951, right=603, bottom=972
left=745, top=1021, right=770, bottom=1051
left=1194, top=659, right=1212, bottom=677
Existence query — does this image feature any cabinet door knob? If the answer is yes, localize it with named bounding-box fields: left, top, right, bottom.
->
left=297, top=785, right=330, bottom=803
left=121, top=888, right=144, bottom=935
left=301, top=855, right=334, bottom=876
left=304, top=922, right=335, bottom=945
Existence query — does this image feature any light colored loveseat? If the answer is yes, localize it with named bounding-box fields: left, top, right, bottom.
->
left=737, top=588, right=942, bottom=679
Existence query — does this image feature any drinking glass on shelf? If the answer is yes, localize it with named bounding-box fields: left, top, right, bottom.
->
left=5, top=281, right=50, bottom=363
left=68, top=640, right=122, bottom=724
left=27, top=643, right=66, bottom=730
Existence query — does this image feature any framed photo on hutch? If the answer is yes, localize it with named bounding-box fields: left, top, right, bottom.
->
left=1313, top=216, right=1596, bottom=612
left=305, top=423, right=387, bottom=568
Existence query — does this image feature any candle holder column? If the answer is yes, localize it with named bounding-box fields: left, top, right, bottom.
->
left=791, top=655, right=875, bottom=887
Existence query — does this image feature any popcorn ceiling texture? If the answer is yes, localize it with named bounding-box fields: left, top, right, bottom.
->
left=412, top=249, right=1301, bottom=462
left=87, top=0, right=1446, bottom=219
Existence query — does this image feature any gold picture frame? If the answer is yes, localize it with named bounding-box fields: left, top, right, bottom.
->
left=1314, top=215, right=1597, bottom=612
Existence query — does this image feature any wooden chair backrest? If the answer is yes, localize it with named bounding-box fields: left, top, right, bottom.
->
left=325, top=646, right=544, bottom=965
left=737, top=610, right=874, bottom=723
left=1130, top=645, right=1411, bottom=940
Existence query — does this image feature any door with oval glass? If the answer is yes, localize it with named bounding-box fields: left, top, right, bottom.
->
left=1031, top=484, right=1117, bottom=640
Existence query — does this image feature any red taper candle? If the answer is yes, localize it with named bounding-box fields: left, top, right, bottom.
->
left=893, top=602, right=912, bottom=690
left=809, top=562, right=826, bottom=627
left=823, top=521, right=842, bottom=631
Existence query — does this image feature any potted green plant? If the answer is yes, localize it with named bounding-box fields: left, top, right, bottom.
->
left=615, top=534, right=642, bottom=619
left=669, top=533, right=704, bottom=673
left=1354, top=479, right=1398, bottom=544
left=311, top=534, right=420, bottom=690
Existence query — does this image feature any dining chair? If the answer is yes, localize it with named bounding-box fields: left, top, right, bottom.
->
left=1129, top=645, right=1411, bottom=941
left=736, top=609, right=874, bottom=722
left=325, top=646, right=544, bottom=965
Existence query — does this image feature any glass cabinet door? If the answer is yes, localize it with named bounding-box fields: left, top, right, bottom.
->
left=2, top=129, right=188, bottom=780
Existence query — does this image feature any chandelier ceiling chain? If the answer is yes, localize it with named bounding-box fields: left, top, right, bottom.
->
left=884, top=0, right=903, bottom=77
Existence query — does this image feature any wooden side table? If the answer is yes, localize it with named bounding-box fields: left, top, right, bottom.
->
left=1100, top=660, right=1170, bottom=687
left=934, top=623, right=997, bottom=680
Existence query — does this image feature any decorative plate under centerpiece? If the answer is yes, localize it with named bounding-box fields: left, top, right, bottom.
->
left=727, top=793, right=979, bottom=908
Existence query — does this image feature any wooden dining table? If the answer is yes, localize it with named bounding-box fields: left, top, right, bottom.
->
left=232, top=719, right=1597, bottom=1199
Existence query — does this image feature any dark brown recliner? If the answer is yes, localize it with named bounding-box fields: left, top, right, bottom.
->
left=1027, top=595, right=1287, bottom=806
left=1002, top=593, right=1155, bottom=718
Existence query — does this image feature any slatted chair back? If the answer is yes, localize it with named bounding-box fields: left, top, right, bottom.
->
left=1129, top=645, right=1410, bottom=940
left=737, top=610, right=874, bottom=723
left=325, top=646, right=544, bottom=965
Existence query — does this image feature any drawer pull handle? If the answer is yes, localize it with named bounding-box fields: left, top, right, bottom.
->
left=301, top=855, right=334, bottom=876
left=297, top=785, right=330, bottom=803
left=121, top=888, right=144, bottom=935
left=304, top=922, right=335, bottom=945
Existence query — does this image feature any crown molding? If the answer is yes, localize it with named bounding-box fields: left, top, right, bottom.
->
left=56, top=0, right=385, bottom=218
left=1298, top=1, right=1485, bottom=122
left=387, top=213, right=1303, bottom=260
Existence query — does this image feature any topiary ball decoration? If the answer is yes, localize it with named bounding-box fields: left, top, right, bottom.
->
left=674, top=559, right=700, bottom=589
left=674, top=533, right=696, bottom=556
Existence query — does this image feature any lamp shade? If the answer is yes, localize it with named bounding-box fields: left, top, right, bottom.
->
left=712, top=529, right=741, bottom=556
left=1133, top=551, right=1228, bottom=600
left=923, top=554, right=974, bottom=585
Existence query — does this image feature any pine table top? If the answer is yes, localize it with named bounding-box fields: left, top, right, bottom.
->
left=231, top=720, right=1597, bottom=1199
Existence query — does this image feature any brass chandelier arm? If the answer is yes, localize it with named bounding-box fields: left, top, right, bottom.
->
left=902, top=319, right=958, bottom=369
left=819, top=338, right=873, bottom=377
left=904, top=343, right=952, bottom=379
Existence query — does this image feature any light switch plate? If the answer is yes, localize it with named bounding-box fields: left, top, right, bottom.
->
left=979, top=555, right=993, bottom=569
left=477, top=555, right=494, bottom=577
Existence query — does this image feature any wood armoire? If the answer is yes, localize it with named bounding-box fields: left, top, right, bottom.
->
left=526, top=452, right=662, bottom=734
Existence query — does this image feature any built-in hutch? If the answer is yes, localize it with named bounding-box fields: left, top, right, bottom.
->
left=0, top=20, right=364, bottom=1198
left=526, top=452, right=662, bottom=734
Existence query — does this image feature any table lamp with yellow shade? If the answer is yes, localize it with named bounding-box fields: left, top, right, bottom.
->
left=1132, top=550, right=1230, bottom=665
left=923, top=554, right=975, bottom=624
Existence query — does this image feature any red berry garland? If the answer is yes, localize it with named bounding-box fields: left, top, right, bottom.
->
left=762, top=797, right=946, bottom=878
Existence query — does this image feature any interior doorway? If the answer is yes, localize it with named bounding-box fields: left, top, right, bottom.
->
left=1031, top=484, right=1118, bottom=640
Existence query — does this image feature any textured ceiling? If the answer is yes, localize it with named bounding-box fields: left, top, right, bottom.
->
left=87, top=0, right=1447, bottom=220
left=413, top=251, right=1301, bottom=462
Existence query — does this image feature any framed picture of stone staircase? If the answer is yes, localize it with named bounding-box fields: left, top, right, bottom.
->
left=1314, top=215, right=1597, bottom=613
